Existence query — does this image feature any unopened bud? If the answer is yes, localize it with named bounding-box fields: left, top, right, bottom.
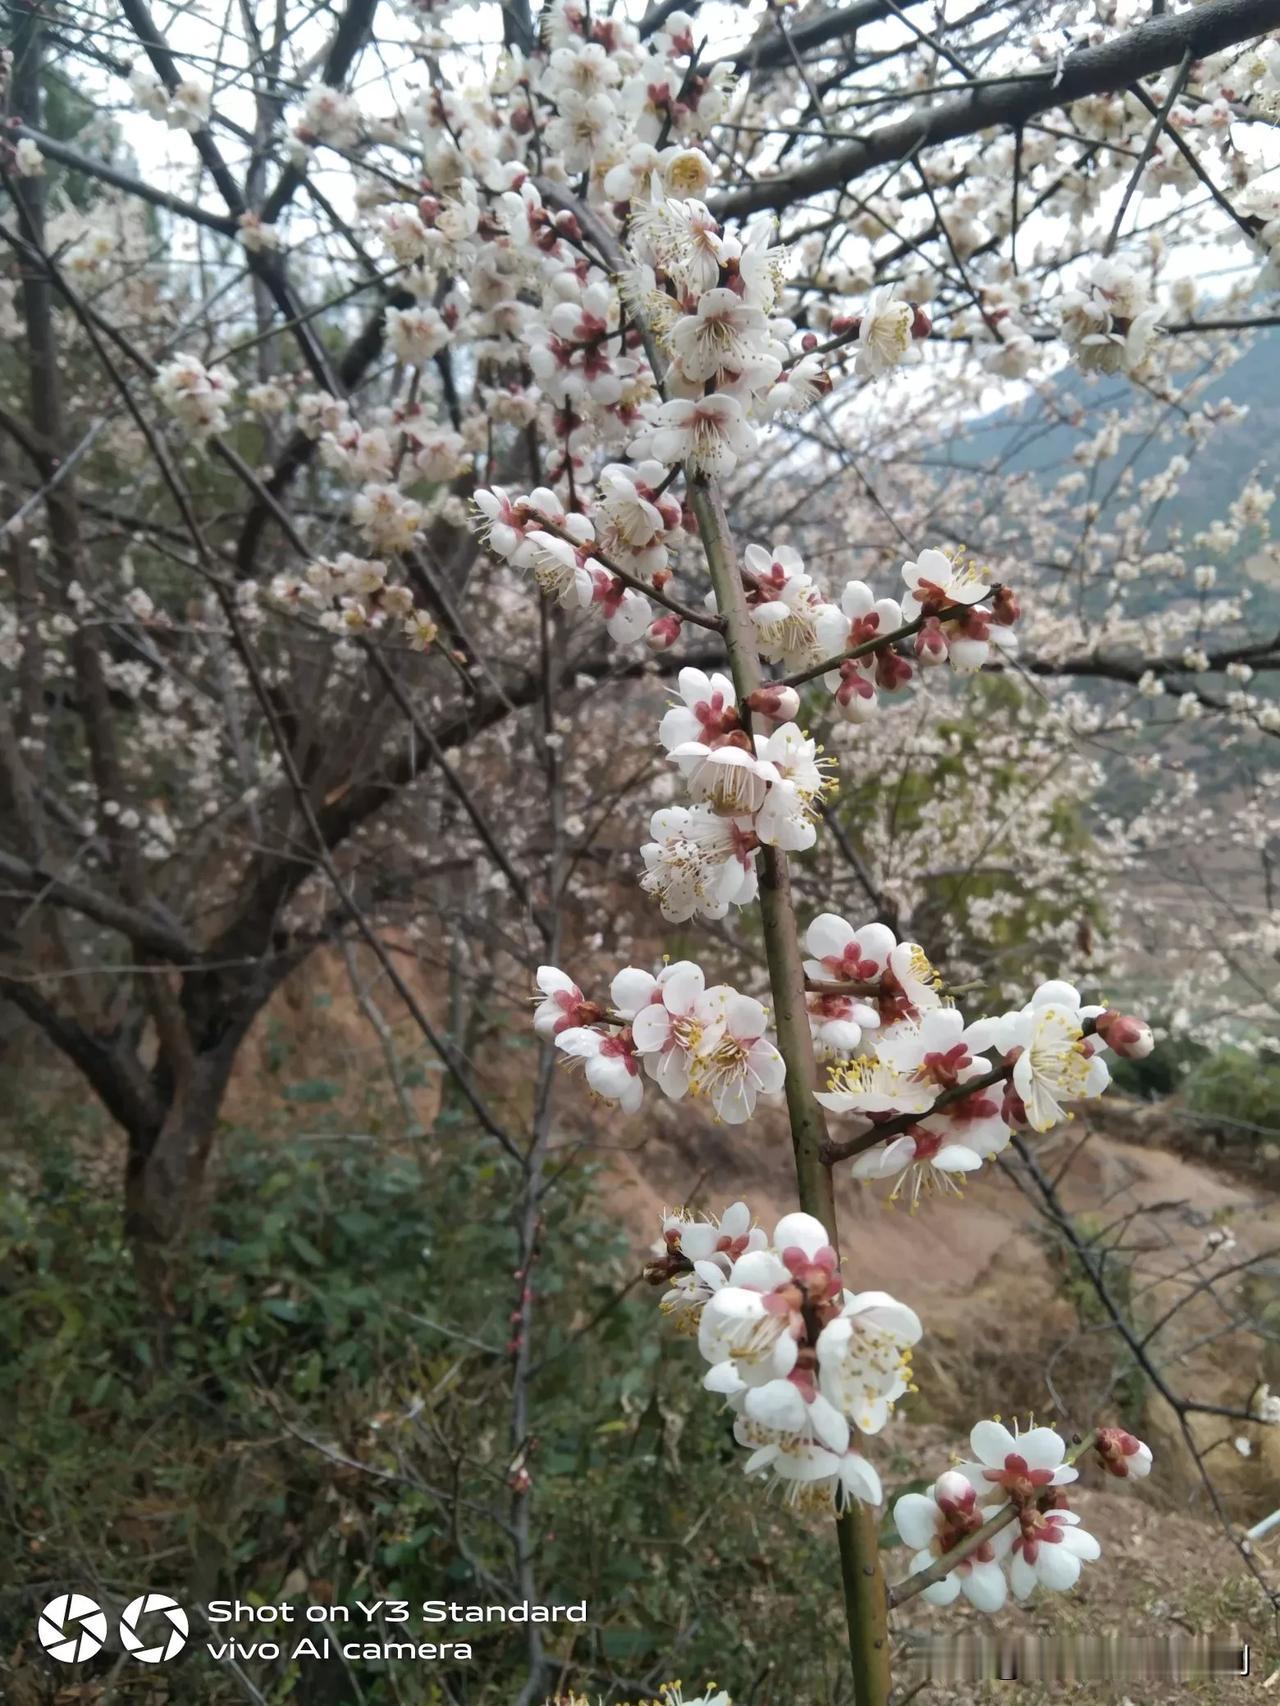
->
left=830, top=313, right=858, bottom=336
left=1096, top=1426, right=1153, bottom=1478
left=933, top=1469, right=975, bottom=1513
left=801, top=332, right=818, bottom=352
left=1095, top=1010, right=1154, bottom=1059
left=911, top=306, right=933, bottom=340
left=915, top=615, right=948, bottom=665
left=645, top=614, right=683, bottom=650
left=746, top=684, right=801, bottom=722
left=875, top=650, right=912, bottom=691
left=992, top=585, right=1021, bottom=627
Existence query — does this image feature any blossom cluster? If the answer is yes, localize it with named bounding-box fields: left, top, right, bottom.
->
left=270, top=553, right=439, bottom=649
left=153, top=355, right=237, bottom=440
left=648, top=1201, right=922, bottom=1511
left=537, top=962, right=783, bottom=1124
left=893, top=1419, right=1151, bottom=1608
left=1058, top=260, right=1162, bottom=377
left=808, top=910, right=1153, bottom=1199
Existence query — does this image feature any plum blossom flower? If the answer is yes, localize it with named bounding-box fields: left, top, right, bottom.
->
left=386, top=304, right=451, bottom=364
left=816, top=1054, right=935, bottom=1120
left=806, top=988, right=881, bottom=1058
left=533, top=966, right=592, bottom=1039
left=154, top=355, right=236, bottom=440
left=513, top=530, right=594, bottom=610
left=352, top=484, right=424, bottom=554
left=691, top=993, right=786, bottom=1123
left=646, top=393, right=756, bottom=477
left=651, top=1200, right=766, bottom=1332
left=893, top=1470, right=1012, bottom=1610
left=955, top=1419, right=1079, bottom=1499
left=669, top=733, right=776, bottom=818
left=1059, top=259, right=1162, bottom=376
left=743, top=544, right=839, bottom=671
left=849, top=1125, right=989, bottom=1205
left=805, top=914, right=898, bottom=987
left=752, top=724, right=835, bottom=851
left=659, top=668, right=740, bottom=752
left=699, top=1213, right=838, bottom=1390
left=743, top=1437, right=884, bottom=1511
left=640, top=803, right=758, bottom=922
left=666, top=288, right=770, bottom=383
left=1010, top=1508, right=1101, bottom=1598
left=855, top=287, right=916, bottom=378
left=901, top=548, right=990, bottom=611
left=996, top=998, right=1111, bottom=1132
left=816, top=1290, right=922, bottom=1435
left=815, top=579, right=905, bottom=664
left=555, top=1023, right=643, bottom=1112
left=660, top=1199, right=767, bottom=1268
left=631, top=960, right=729, bottom=1100
left=874, top=1008, right=999, bottom=1101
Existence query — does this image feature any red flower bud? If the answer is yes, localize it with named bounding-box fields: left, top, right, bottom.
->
left=992, top=585, right=1021, bottom=627
left=746, top=684, right=801, bottom=722
left=645, top=614, right=683, bottom=651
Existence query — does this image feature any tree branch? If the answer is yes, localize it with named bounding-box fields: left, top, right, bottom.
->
left=712, top=0, right=1280, bottom=217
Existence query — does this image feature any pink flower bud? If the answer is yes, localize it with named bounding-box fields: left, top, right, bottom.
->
left=646, top=614, right=683, bottom=650
left=933, top=1469, right=976, bottom=1513
left=1096, top=1426, right=1153, bottom=1478
left=911, top=306, right=933, bottom=340
left=915, top=616, right=948, bottom=665
left=1095, top=1010, right=1154, bottom=1059
left=746, top=684, right=801, bottom=722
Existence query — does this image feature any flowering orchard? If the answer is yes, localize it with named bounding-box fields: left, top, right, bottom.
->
left=2, top=0, right=1280, bottom=1698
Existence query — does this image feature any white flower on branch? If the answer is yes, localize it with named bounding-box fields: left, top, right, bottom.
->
left=893, top=1471, right=1013, bottom=1611
left=645, top=393, right=757, bottom=478
left=555, top=1023, right=643, bottom=1112
left=385, top=304, right=452, bottom=365
left=154, top=355, right=236, bottom=441
left=956, top=1419, right=1080, bottom=1498
left=639, top=804, right=758, bottom=922
left=659, top=667, right=740, bottom=753
left=1010, top=1507, right=1101, bottom=1598
left=1058, top=260, right=1162, bottom=377
left=855, top=287, right=921, bottom=379
left=901, top=547, right=991, bottom=611
left=985, top=983, right=1111, bottom=1132
left=666, top=289, right=771, bottom=384
left=816, top=1291, right=921, bottom=1436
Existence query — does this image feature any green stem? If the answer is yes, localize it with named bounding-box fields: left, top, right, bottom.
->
left=687, top=475, right=892, bottom=1706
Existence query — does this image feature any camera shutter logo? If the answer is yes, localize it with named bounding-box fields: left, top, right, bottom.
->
left=38, top=1594, right=108, bottom=1663
left=119, top=1592, right=189, bottom=1663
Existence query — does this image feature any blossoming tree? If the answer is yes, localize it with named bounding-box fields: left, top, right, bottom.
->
left=3, top=0, right=1280, bottom=1697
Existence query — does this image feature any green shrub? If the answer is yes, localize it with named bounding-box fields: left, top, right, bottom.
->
left=0, top=1116, right=860, bottom=1704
